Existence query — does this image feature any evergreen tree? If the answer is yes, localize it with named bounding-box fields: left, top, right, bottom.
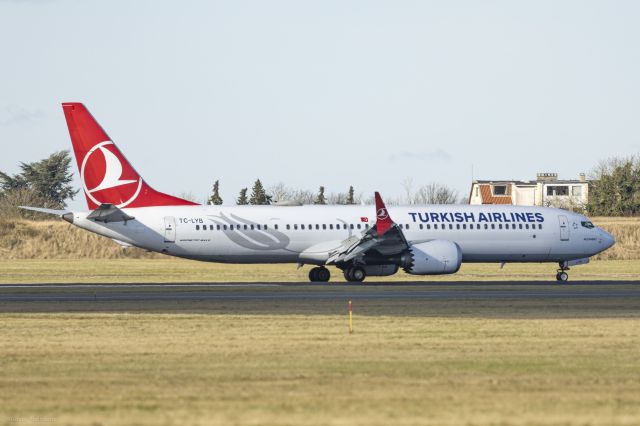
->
left=346, top=185, right=355, bottom=205
left=208, top=180, right=223, bottom=205
left=587, top=156, right=640, bottom=216
left=0, top=150, right=78, bottom=209
left=314, top=186, right=326, bottom=205
left=237, top=188, right=249, bottom=205
left=249, top=179, right=271, bottom=205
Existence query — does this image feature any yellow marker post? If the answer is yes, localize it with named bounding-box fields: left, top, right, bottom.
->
left=348, top=300, right=353, bottom=334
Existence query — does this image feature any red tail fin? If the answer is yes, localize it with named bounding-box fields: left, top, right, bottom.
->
left=62, top=103, right=198, bottom=209
left=374, top=192, right=394, bottom=236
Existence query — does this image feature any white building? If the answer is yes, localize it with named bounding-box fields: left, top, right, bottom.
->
left=468, top=173, right=589, bottom=211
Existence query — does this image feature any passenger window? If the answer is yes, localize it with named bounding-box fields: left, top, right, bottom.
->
left=322, top=224, right=327, bottom=230
left=491, top=224, right=495, bottom=229
left=244, top=225, right=248, bottom=230
left=286, top=224, right=290, bottom=230
left=456, top=224, right=460, bottom=230
left=484, top=224, right=488, bottom=230
left=301, top=224, right=305, bottom=230
left=357, top=224, right=361, bottom=229
left=196, top=225, right=199, bottom=230
left=427, top=224, right=431, bottom=230
left=250, top=224, right=254, bottom=230
left=463, top=224, right=467, bottom=230
left=294, top=224, right=298, bottom=230
left=525, top=224, right=529, bottom=229
left=539, top=224, right=543, bottom=229
left=519, top=224, right=523, bottom=229
left=449, top=224, right=453, bottom=230
left=223, top=225, right=227, bottom=230
left=273, top=224, right=277, bottom=230
left=419, top=224, right=423, bottom=230
left=216, top=225, right=221, bottom=230
left=316, top=224, right=320, bottom=230
left=399, top=224, right=403, bottom=230
left=498, top=224, right=502, bottom=229
left=329, top=224, right=333, bottom=230
left=406, top=224, right=410, bottom=230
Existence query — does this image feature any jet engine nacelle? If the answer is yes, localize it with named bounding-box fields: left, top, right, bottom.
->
left=402, top=240, right=462, bottom=275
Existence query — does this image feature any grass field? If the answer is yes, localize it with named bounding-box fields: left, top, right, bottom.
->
left=1, top=258, right=639, bottom=284
left=2, top=291, right=640, bottom=425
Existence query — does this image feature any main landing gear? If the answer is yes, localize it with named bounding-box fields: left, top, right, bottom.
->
left=309, top=266, right=331, bottom=282
left=556, top=261, right=569, bottom=282
left=343, top=266, right=366, bottom=283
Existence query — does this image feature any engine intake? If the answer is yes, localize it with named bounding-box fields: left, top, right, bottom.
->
left=402, top=240, right=462, bottom=275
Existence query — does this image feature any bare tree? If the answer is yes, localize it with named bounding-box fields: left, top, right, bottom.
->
left=412, top=182, right=458, bottom=204
left=401, top=177, right=415, bottom=204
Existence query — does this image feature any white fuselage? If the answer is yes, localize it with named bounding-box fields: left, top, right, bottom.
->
left=67, top=204, right=614, bottom=266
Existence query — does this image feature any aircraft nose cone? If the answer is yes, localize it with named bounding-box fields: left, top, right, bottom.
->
left=602, top=229, right=615, bottom=249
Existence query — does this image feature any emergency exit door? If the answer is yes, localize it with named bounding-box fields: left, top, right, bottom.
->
left=164, top=216, right=176, bottom=243
left=558, top=215, right=569, bottom=241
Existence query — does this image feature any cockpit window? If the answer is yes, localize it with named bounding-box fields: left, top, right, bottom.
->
left=581, top=221, right=594, bottom=229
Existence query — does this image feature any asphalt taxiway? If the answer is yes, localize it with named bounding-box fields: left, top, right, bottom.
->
left=1, top=281, right=639, bottom=302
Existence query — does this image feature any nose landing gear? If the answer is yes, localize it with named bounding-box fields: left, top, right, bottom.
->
left=556, top=261, right=569, bottom=282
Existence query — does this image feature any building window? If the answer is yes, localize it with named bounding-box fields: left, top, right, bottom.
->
left=493, top=185, right=507, bottom=196
left=546, top=185, right=569, bottom=196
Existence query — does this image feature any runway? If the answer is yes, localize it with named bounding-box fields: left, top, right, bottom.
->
left=2, top=280, right=640, bottom=302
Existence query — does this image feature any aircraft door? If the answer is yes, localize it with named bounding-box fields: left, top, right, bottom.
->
left=558, top=215, right=569, bottom=241
left=164, top=216, right=176, bottom=243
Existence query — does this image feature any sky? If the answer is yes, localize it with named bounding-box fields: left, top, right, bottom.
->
left=1, top=0, right=639, bottom=209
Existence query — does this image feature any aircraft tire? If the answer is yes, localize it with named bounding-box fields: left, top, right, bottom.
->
left=317, top=267, right=331, bottom=282
left=351, top=267, right=366, bottom=282
left=557, top=271, right=569, bottom=282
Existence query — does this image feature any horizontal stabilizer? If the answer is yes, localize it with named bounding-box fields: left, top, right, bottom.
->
left=19, top=206, right=70, bottom=216
left=87, top=203, right=135, bottom=223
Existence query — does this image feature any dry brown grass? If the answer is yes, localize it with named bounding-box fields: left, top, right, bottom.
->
left=0, top=219, right=158, bottom=260
left=592, top=217, right=640, bottom=260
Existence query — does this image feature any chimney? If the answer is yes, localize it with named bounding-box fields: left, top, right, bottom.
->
left=579, top=173, right=586, bottom=182
left=536, top=172, right=558, bottom=182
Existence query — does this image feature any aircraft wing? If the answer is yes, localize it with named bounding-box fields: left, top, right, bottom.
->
left=326, top=192, right=409, bottom=265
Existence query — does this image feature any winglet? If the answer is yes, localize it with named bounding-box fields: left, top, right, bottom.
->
left=374, top=192, right=394, bottom=236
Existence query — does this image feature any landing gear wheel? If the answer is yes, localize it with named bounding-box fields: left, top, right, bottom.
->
left=309, top=267, right=331, bottom=282
left=343, top=268, right=355, bottom=282
left=556, top=261, right=570, bottom=283
left=350, top=267, right=366, bottom=282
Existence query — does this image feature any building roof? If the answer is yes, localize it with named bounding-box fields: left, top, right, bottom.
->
left=474, top=179, right=587, bottom=185
left=479, top=184, right=512, bottom=205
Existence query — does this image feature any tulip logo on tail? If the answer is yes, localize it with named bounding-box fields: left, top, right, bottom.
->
left=81, top=141, right=142, bottom=207
left=377, top=208, right=389, bottom=221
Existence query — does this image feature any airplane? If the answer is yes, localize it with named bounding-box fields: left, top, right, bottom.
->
left=21, top=103, right=616, bottom=283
